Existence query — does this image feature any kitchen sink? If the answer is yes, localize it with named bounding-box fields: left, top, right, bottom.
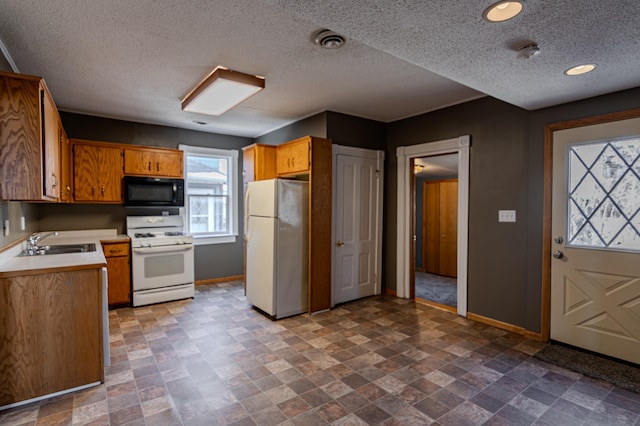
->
left=20, top=243, right=97, bottom=256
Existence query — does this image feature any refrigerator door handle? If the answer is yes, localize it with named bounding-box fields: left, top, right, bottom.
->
left=244, top=186, right=251, bottom=242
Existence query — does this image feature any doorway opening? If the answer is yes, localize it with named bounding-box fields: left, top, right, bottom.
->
left=396, top=135, right=470, bottom=317
left=414, top=154, right=459, bottom=310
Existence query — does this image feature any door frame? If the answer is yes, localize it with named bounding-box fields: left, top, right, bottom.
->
left=396, top=135, right=470, bottom=317
left=542, top=108, right=640, bottom=340
left=331, top=144, right=385, bottom=307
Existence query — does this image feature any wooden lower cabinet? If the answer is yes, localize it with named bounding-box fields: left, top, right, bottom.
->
left=102, top=241, right=131, bottom=307
left=423, top=179, right=458, bottom=277
left=0, top=268, right=103, bottom=406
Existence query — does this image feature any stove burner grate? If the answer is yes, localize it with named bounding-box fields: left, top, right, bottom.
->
left=134, top=233, right=155, bottom=238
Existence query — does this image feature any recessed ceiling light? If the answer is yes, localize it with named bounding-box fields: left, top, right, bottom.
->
left=483, top=1, right=523, bottom=22
left=564, top=64, right=597, bottom=76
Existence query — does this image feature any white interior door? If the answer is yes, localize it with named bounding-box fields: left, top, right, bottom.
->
left=551, top=117, right=640, bottom=364
left=332, top=147, right=383, bottom=305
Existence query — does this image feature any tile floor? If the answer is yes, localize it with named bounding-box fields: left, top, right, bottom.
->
left=1, top=281, right=639, bottom=426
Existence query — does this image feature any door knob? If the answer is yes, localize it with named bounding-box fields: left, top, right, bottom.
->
left=553, top=250, right=564, bottom=259
left=336, top=241, right=344, bottom=247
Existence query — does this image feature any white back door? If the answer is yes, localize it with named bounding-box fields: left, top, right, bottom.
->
left=551, top=117, right=640, bottom=364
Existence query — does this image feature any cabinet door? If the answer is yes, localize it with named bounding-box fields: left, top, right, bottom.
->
left=124, top=148, right=183, bottom=178
left=104, top=242, right=131, bottom=307
left=0, top=75, right=42, bottom=200
left=99, top=146, right=123, bottom=202
left=276, top=139, right=310, bottom=175
left=439, top=181, right=458, bottom=277
left=242, top=145, right=256, bottom=185
left=255, top=145, right=277, bottom=180
left=41, top=88, right=60, bottom=200
left=0, top=269, right=102, bottom=406
left=73, top=144, right=100, bottom=201
left=423, top=182, right=440, bottom=274
left=154, top=150, right=183, bottom=177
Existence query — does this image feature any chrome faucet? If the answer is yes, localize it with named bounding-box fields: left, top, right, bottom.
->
left=25, top=231, right=58, bottom=255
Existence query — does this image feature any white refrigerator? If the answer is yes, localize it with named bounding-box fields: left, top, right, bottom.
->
left=245, top=179, right=309, bottom=319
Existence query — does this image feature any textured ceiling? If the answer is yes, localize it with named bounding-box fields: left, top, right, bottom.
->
left=1, top=1, right=638, bottom=138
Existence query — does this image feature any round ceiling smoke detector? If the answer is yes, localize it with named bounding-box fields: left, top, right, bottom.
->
left=517, top=43, right=540, bottom=59
left=314, top=30, right=346, bottom=49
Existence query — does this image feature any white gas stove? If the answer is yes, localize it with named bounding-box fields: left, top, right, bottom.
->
left=126, top=215, right=195, bottom=307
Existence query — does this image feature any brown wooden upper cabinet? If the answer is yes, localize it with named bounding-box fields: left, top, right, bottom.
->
left=0, top=71, right=62, bottom=201
left=72, top=140, right=123, bottom=203
left=123, top=146, right=183, bottom=178
left=276, top=137, right=311, bottom=176
left=242, top=143, right=277, bottom=185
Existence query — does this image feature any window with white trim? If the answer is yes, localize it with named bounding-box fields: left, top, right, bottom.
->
left=179, top=145, right=239, bottom=245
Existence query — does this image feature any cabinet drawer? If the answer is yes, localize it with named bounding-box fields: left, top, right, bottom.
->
left=103, top=243, right=129, bottom=257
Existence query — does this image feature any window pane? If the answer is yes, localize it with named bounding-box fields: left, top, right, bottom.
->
left=567, top=137, right=640, bottom=251
left=186, top=155, right=228, bottom=196
left=189, top=195, right=228, bottom=234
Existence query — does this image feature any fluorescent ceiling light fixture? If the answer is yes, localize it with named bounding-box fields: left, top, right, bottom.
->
left=564, top=64, right=597, bottom=76
left=182, top=66, right=265, bottom=116
left=483, top=1, right=523, bottom=22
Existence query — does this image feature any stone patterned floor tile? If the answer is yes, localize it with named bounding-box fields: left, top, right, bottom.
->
left=1, top=281, right=638, bottom=426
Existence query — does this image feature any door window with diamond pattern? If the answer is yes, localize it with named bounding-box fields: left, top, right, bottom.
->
left=567, top=137, right=640, bottom=250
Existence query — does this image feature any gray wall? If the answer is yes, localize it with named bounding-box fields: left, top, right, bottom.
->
left=255, top=113, right=327, bottom=145
left=387, top=88, right=640, bottom=333
left=38, top=112, right=253, bottom=281
left=326, top=112, right=386, bottom=151
left=388, top=97, right=532, bottom=329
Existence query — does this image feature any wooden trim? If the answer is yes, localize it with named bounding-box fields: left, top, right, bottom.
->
left=384, top=288, right=397, bottom=297
left=195, top=275, right=244, bottom=286
left=467, top=312, right=545, bottom=341
left=541, top=108, right=640, bottom=343
left=415, top=297, right=456, bottom=314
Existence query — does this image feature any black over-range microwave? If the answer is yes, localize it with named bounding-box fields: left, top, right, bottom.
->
left=123, top=176, right=185, bottom=207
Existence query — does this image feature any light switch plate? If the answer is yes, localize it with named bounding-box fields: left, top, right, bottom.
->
left=3, top=219, right=9, bottom=236
left=498, top=210, right=516, bottom=222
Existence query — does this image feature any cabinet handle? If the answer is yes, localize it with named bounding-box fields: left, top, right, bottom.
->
left=111, top=249, right=123, bottom=254
left=147, top=161, right=151, bottom=171
left=156, top=162, right=160, bottom=172
left=292, top=157, right=295, bottom=167
left=92, top=186, right=95, bottom=195
left=101, top=186, right=105, bottom=195
left=66, top=185, right=70, bottom=195
left=51, top=174, right=58, bottom=188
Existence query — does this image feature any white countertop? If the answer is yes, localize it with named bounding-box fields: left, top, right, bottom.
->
left=0, top=229, right=120, bottom=276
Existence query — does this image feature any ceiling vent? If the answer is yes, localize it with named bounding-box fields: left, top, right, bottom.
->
left=314, top=30, right=346, bottom=49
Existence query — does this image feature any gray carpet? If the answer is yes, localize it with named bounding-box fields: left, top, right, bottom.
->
left=534, top=343, right=640, bottom=394
left=415, top=271, right=457, bottom=307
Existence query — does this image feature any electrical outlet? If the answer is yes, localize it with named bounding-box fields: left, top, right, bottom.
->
left=20, top=216, right=26, bottom=231
left=3, top=219, right=9, bottom=236
left=498, top=210, right=516, bottom=223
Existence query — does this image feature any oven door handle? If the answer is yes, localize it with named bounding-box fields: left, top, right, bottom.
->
left=133, top=245, right=193, bottom=254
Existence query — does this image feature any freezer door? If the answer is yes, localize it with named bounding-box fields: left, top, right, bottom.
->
left=245, top=216, right=277, bottom=315
left=275, top=186, right=309, bottom=318
left=246, top=179, right=278, bottom=218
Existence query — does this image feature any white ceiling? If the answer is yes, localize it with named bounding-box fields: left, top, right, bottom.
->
left=416, top=154, right=459, bottom=179
left=1, top=1, right=638, bottom=138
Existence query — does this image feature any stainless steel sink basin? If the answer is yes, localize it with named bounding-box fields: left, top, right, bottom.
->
left=20, top=243, right=97, bottom=256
